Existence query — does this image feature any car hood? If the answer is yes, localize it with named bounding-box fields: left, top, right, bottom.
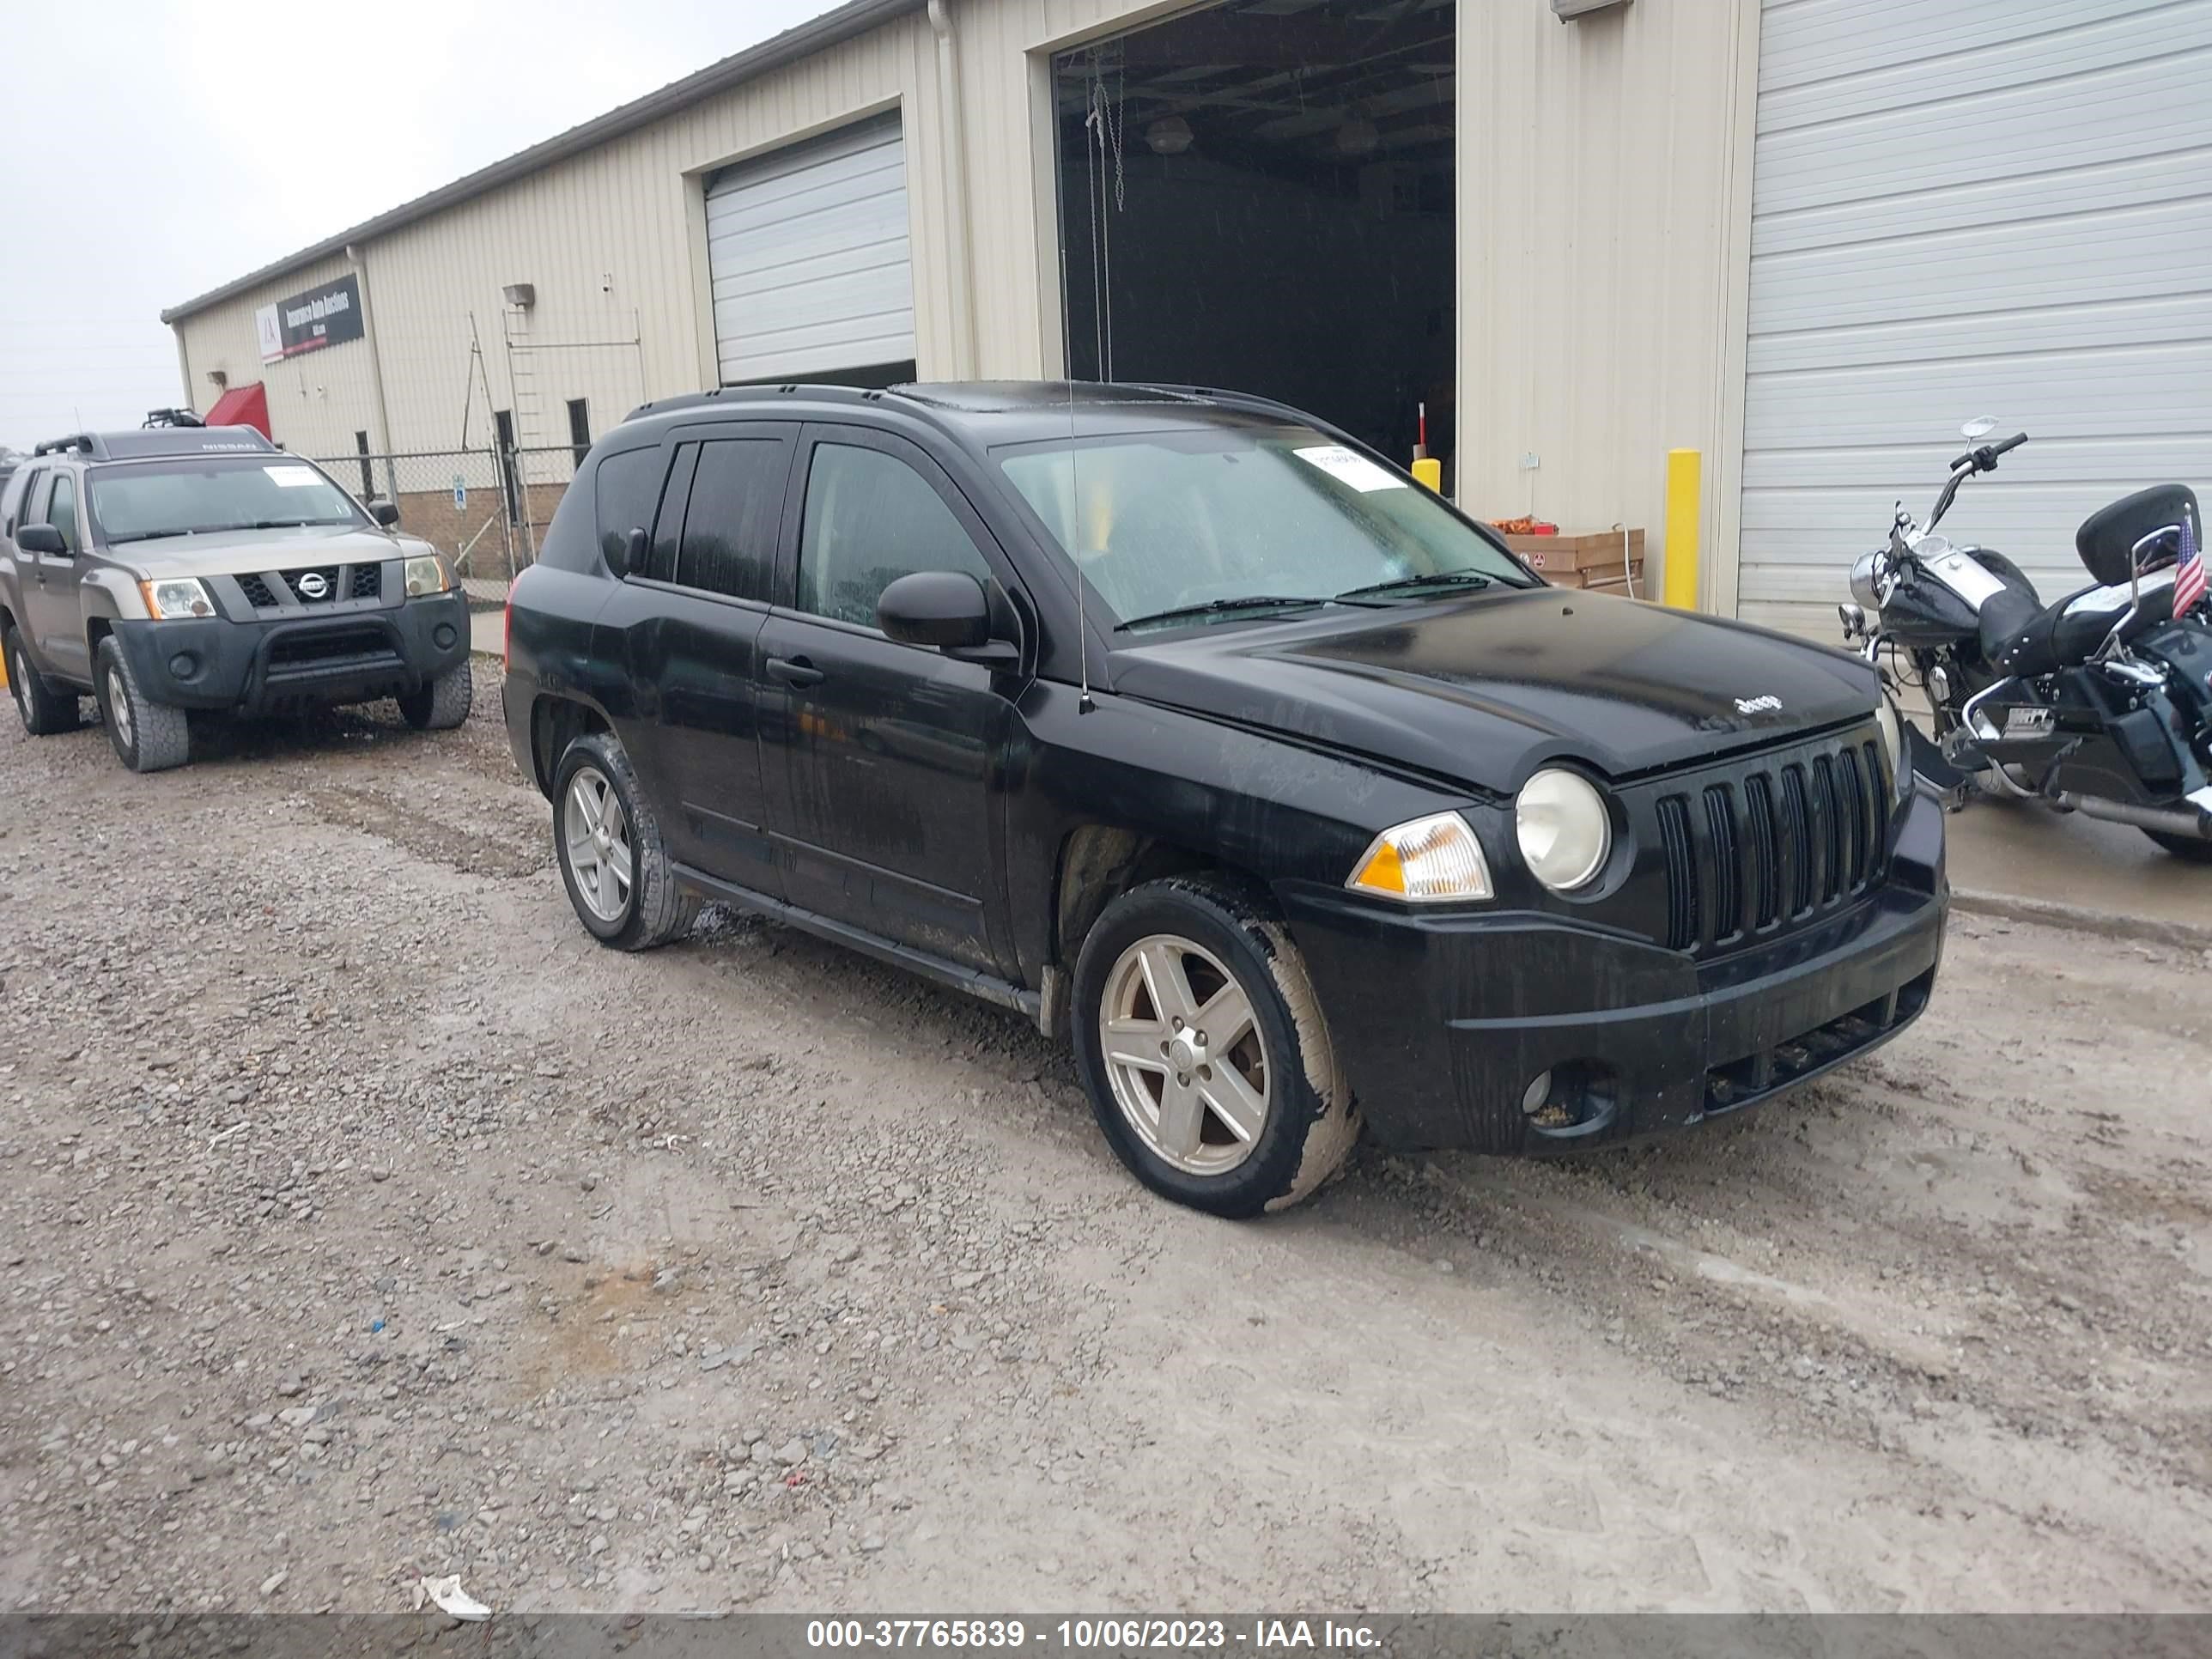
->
left=1108, top=588, right=1881, bottom=787
left=119, top=523, right=423, bottom=578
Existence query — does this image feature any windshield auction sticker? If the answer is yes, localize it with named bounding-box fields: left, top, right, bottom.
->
left=264, top=465, right=323, bottom=489
left=1292, top=444, right=1406, bottom=493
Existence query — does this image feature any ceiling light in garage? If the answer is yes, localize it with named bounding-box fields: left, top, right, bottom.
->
left=1145, top=116, right=1194, bottom=155
left=1334, top=117, right=1380, bottom=157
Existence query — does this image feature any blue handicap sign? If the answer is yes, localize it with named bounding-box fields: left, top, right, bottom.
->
left=453, top=475, right=467, bottom=511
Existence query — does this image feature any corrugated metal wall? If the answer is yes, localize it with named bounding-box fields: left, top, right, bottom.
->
left=1737, top=0, right=2212, bottom=637
left=1456, top=0, right=1758, bottom=609
left=171, top=0, right=1757, bottom=603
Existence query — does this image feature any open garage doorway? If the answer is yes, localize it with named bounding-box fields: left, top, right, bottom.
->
left=1054, top=0, right=1455, bottom=485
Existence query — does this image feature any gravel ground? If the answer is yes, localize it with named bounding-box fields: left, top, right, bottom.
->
left=3, top=661, right=2211, bottom=1616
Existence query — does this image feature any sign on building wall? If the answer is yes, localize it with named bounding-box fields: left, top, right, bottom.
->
left=254, top=274, right=365, bottom=364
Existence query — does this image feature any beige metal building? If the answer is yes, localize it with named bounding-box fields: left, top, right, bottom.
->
left=162, top=0, right=2212, bottom=631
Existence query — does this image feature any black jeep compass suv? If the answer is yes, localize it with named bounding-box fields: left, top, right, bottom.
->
left=501, top=382, right=1945, bottom=1217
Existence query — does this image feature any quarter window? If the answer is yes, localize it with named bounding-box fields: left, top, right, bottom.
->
left=676, top=438, right=784, bottom=602
left=593, top=445, right=665, bottom=570
left=795, top=444, right=990, bottom=629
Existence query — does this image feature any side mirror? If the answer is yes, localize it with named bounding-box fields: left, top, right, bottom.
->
left=16, top=523, right=65, bottom=556
left=878, top=570, right=1016, bottom=661
left=368, top=499, right=400, bottom=527
left=602, top=526, right=648, bottom=578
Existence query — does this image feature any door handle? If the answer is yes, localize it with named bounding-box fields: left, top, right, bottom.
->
left=765, top=655, right=824, bottom=689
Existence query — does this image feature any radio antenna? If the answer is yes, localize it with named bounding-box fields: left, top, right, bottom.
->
left=1064, top=59, right=1110, bottom=714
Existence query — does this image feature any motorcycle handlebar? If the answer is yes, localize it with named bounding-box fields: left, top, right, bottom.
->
left=1949, top=430, right=2030, bottom=471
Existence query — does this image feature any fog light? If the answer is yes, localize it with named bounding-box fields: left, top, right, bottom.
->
left=168, top=653, right=198, bottom=679
left=433, top=623, right=458, bottom=650
left=1521, top=1071, right=1553, bottom=1117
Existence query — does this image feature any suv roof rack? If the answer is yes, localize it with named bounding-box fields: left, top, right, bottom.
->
left=623, top=382, right=891, bottom=424
left=33, top=433, right=103, bottom=459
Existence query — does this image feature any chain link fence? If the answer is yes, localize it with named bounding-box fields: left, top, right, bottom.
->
left=307, top=442, right=583, bottom=584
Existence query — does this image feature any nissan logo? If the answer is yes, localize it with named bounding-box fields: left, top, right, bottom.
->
left=295, top=572, right=331, bottom=600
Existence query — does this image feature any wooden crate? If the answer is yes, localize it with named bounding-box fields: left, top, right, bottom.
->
left=1496, top=528, right=1644, bottom=573
left=1547, top=560, right=1645, bottom=592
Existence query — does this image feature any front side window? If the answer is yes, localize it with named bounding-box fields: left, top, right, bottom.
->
left=996, top=424, right=1534, bottom=630
left=796, top=443, right=991, bottom=629
left=88, top=458, right=361, bottom=545
left=47, top=475, right=80, bottom=551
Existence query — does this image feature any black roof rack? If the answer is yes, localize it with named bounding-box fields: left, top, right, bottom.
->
left=33, top=434, right=102, bottom=459
left=622, top=382, right=893, bottom=424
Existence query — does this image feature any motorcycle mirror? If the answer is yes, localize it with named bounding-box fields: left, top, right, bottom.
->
left=1960, top=416, right=2000, bottom=440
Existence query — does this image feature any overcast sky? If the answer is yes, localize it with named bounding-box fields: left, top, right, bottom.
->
left=0, top=0, right=829, bottom=452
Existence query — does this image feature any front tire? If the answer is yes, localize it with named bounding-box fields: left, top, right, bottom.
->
left=6, top=624, right=80, bottom=737
left=398, top=663, right=473, bottom=731
left=1071, top=872, right=1359, bottom=1218
left=2144, top=828, right=2212, bottom=863
left=93, top=637, right=189, bottom=773
left=551, top=732, right=698, bottom=951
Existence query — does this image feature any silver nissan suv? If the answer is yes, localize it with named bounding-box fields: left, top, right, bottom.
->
left=0, top=420, right=473, bottom=772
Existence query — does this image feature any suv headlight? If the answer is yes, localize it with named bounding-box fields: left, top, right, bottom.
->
left=1346, top=811, right=1493, bottom=902
left=404, top=554, right=452, bottom=598
left=1516, top=769, right=1612, bottom=892
left=139, top=577, right=215, bottom=620
left=1875, top=695, right=1910, bottom=799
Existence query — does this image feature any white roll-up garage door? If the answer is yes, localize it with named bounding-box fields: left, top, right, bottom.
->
left=1737, top=0, right=2212, bottom=635
left=703, top=116, right=915, bottom=385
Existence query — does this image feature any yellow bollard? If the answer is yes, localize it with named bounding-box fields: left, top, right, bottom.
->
left=1411, top=457, right=1443, bottom=493
left=1664, top=448, right=1702, bottom=610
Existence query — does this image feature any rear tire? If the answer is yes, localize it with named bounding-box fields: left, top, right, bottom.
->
left=6, top=624, right=80, bottom=736
left=2144, top=829, right=2212, bottom=864
left=1071, top=872, right=1359, bottom=1218
left=398, top=662, right=473, bottom=731
left=93, top=637, right=189, bottom=773
left=551, top=732, right=698, bottom=951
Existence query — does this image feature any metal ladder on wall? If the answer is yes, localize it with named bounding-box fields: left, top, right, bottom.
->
left=501, top=309, right=544, bottom=562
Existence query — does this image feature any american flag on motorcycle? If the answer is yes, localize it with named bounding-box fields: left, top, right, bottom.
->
left=2174, top=512, right=2206, bottom=619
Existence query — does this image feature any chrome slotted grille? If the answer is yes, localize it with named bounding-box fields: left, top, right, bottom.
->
left=1648, top=728, right=1892, bottom=957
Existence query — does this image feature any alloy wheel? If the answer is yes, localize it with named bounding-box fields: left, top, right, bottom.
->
left=1098, top=932, right=1271, bottom=1175
left=563, top=765, right=635, bottom=923
left=106, top=669, right=134, bottom=752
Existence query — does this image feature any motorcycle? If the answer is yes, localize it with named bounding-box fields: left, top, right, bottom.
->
left=1838, top=417, right=2212, bottom=860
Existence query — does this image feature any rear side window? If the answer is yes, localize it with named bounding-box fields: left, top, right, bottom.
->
left=675, top=438, right=785, bottom=602
left=593, top=446, right=665, bottom=568
left=5, top=468, right=40, bottom=537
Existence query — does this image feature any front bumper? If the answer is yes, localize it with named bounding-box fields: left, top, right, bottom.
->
left=1279, top=787, right=1948, bottom=1154
left=108, top=592, right=471, bottom=715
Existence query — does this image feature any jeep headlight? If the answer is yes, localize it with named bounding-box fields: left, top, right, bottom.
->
left=139, top=577, right=215, bottom=620
left=404, top=554, right=452, bottom=598
left=1875, top=695, right=1910, bottom=799
left=1516, top=769, right=1612, bottom=893
left=1346, top=811, right=1493, bottom=902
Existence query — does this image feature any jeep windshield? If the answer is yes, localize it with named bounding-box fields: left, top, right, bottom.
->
left=994, top=425, right=1537, bottom=632
left=89, top=456, right=365, bottom=544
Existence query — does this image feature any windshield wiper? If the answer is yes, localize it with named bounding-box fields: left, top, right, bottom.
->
left=106, top=529, right=197, bottom=544
left=1114, top=595, right=1330, bottom=632
left=246, top=519, right=329, bottom=531
left=1334, top=571, right=1496, bottom=600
